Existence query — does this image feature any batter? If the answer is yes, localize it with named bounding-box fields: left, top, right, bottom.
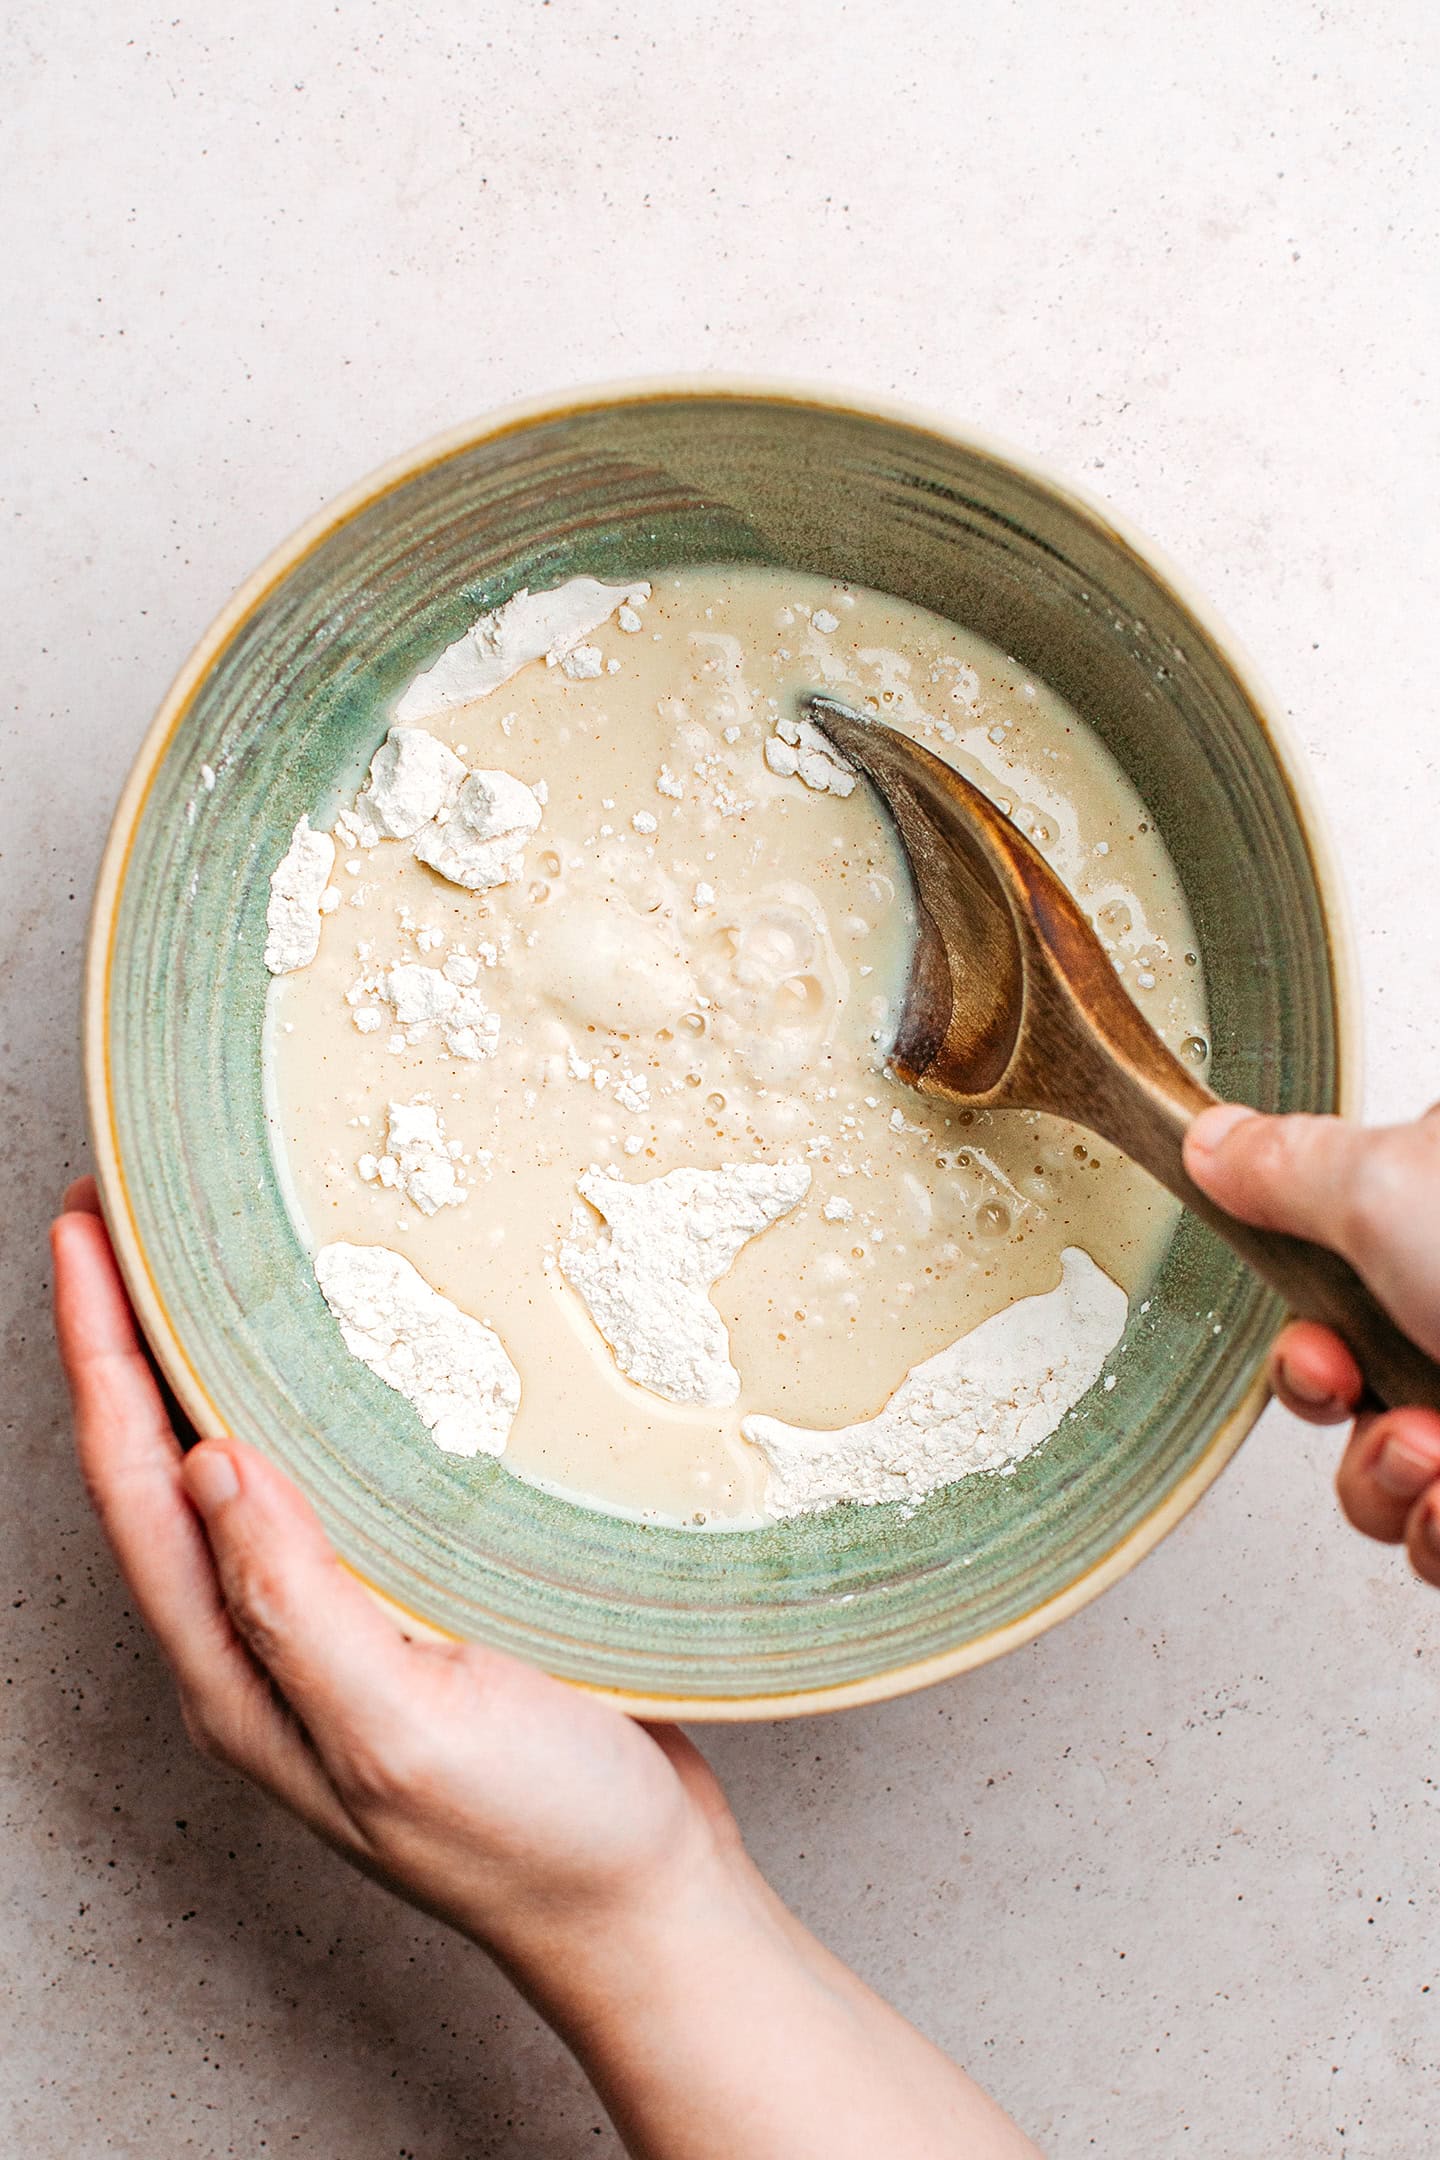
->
left=265, top=568, right=1208, bottom=1527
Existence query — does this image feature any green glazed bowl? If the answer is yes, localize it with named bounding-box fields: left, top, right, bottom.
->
left=86, top=380, right=1356, bottom=1718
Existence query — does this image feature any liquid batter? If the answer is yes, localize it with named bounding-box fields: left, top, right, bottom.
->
left=266, top=567, right=1208, bottom=1527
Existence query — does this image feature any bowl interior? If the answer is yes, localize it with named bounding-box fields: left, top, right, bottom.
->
left=95, top=392, right=1344, bottom=1708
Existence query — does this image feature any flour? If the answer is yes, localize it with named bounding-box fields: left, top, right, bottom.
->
left=362, top=1099, right=466, bottom=1215
left=612, top=1064, right=650, bottom=1113
left=559, top=644, right=604, bottom=681
left=380, top=962, right=500, bottom=1059
left=413, top=769, right=543, bottom=891
left=560, top=1162, right=811, bottom=1406
left=442, top=1002, right=502, bottom=1062
left=764, top=713, right=857, bottom=798
left=358, top=726, right=465, bottom=839
left=335, top=804, right=381, bottom=851
left=395, top=578, right=651, bottom=724
left=383, top=962, right=458, bottom=1030
left=744, top=1248, right=1127, bottom=1518
left=264, top=816, right=336, bottom=974
left=314, top=1243, right=520, bottom=1457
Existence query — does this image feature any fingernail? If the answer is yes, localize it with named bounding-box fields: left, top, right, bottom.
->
left=1373, top=1431, right=1440, bottom=1501
left=185, top=1446, right=239, bottom=1515
left=1186, top=1103, right=1258, bottom=1160
left=1278, top=1359, right=1341, bottom=1412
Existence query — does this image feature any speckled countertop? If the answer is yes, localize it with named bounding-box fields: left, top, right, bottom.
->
left=4, top=5, right=1438, bottom=2154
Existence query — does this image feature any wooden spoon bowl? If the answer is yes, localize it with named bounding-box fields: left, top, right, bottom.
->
left=806, top=693, right=1440, bottom=1413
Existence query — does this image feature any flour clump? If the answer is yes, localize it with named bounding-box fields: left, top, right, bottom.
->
left=379, top=962, right=500, bottom=1058
left=363, top=1099, right=466, bottom=1216
left=314, top=1243, right=520, bottom=1457
left=358, top=726, right=465, bottom=839
left=560, top=644, right=605, bottom=681
left=764, top=713, right=856, bottom=798
left=265, top=816, right=336, bottom=974
left=395, top=578, right=651, bottom=724
left=560, top=1162, right=812, bottom=1407
left=744, top=1248, right=1127, bottom=1518
left=413, top=769, right=543, bottom=891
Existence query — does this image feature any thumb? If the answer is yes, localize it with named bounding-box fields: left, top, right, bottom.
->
left=181, top=1438, right=422, bottom=1766
left=1183, top=1105, right=1375, bottom=1245
left=1186, top=1104, right=1440, bottom=1362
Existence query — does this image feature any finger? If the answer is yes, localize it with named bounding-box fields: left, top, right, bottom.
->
left=1404, top=1487, right=1440, bottom=1589
left=52, top=1209, right=357, bottom=1842
left=181, top=1438, right=424, bottom=1783
left=1186, top=1107, right=1440, bottom=1360
left=1268, top=1321, right=1364, bottom=1423
left=62, top=1174, right=101, bottom=1215
left=1335, top=1408, right=1440, bottom=1544
left=1184, top=1106, right=1373, bottom=1242
left=52, top=1208, right=220, bottom=1658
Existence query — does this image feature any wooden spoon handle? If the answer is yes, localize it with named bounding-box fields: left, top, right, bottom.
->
left=1074, top=1058, right=1440, bottom=1415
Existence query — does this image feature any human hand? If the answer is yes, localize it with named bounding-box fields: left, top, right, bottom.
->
left=1185, top=1104, right=1440, bottom=1585
left=52, top=1176, right=1039, bottom=2157
left=50, top=1176, right=741, bottom=2002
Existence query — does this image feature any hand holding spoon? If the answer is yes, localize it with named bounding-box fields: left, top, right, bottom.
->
left=804, top=693, right=1440, bottom=1412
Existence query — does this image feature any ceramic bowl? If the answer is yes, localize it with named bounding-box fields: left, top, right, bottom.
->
left=86, top=380, right=1356, bottom=1718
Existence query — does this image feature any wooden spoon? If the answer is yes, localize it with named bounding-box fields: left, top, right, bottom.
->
left=803, top=693, right=1440, bottom=1412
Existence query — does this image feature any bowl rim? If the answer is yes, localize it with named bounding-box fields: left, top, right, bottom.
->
left=84, top=373, right=1361, bottom=1720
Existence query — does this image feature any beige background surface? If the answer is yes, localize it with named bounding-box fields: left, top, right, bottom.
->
left=4, top=4, right=1438, bottom=2154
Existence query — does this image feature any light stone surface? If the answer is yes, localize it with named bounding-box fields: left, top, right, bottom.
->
left=4, top=3, right=1438, bottom=2154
